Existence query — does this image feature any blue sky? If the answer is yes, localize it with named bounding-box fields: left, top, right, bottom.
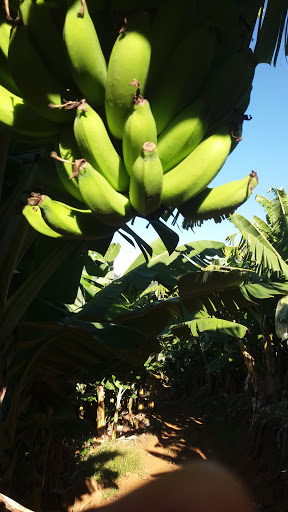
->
left=113, top=58, right=288, bottom=275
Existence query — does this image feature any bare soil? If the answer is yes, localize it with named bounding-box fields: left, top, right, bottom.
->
left=60, top=395, right=288, bottom=512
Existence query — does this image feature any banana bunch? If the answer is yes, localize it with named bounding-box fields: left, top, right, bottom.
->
left=0, top=0, right=259, bottom=240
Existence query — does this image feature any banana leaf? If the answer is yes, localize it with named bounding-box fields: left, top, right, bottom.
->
left=171, top=317, right=247, bottom=339
left=229, top=212, right=288, bottom=277
left=1, top=319, right=158, bottom=441
left=254, top=0, right=288, bottom=66
left=77, top=239, right=225, bottom=321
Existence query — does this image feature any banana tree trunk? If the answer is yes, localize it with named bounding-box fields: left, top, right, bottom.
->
left=137, top=375, right=145, bottom=411
left=148, top=379, right=156, bottom=410
left=238, top=338, right=258, bottom=396
left=263, top=332, right=280, bottom=400
left=111, top=385, right=123, bottom=441
left=97, top=385, right=105, bottom=439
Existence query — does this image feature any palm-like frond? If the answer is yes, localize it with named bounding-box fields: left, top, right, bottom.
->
left=264, top=188, right=288, bottom=257
left=229, top=213, right=288, bottom=277
left=254, top=0, right=288, bottom=66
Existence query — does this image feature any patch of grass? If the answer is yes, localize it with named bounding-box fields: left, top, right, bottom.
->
left=78, top=440, right=144, bottom=484
left=101, top=488, right=119, bottom=500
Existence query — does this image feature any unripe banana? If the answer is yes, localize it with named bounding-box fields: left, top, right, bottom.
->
left=204, top=48, right=257, bottom=129
left=179, top=171, right=258, bottom=223
left=26, top=193, right=116, bottom=240
left=74, top=101, right=129, bottom=192
left=0, top=18, right=22, bottom=95
left=63, top=0, right=107, bottom=107
left=147, top=0, right=196, bottom=91
left=0, top=49, right=21, bottom=96
left=0, top=17, right=11, bottom=59
left=105, top=13, right=151, bottom=139
left=129, top=142, right=163, bottom=216
left=157, top=48, right=256, bottom=174
left=8, top=24, right=73, bottom=124
left=123, top=89, right=157, bottom=176
left=22, top=203, right=64, bottom=238
left=0, top=84, right=59, bottom=140
left=19, top=0, right=72, bottom=87
left=76, top=160, right=134, bottom=226
left=157, top=98, right=208, bottom=173
left=161, top=129, right=232, bottom=208
left=54, top=127, right=85, bottom=203
left=150, top=25, right=215, bottom=135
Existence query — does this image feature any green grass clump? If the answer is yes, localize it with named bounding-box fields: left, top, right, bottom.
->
left=79, top=440, right=143, bottom=484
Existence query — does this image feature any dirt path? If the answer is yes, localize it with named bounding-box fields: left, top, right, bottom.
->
left=63, top=397, right=286, bottom=512
left=65, top=399, right=249, bottom=511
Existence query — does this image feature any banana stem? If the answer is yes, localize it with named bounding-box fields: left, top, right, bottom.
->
left=77, top=0, right=86, bottom=17
left=3, top=0, right=12, bottom=20
left=48, top=99, right=87, bottom=111
left=50, top=152, right=87, bottom=179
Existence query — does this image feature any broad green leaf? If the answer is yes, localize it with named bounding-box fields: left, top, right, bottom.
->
left=0, top=240, right=78, bottom=345
left=115, top=297, right=182, bottom=336
left=171, top=317, right=247, bottom=339
left=149, top=218, right=179, bottom=255
left=230, top=213, right=288, bottom=277
left=254, top=0, right=288, bottom=66
left=77, top=240, right=225, bottom=321
left=104, top=242, right=121, bottom=263
left=178, top=269, right=246, bottom=299
left=252, top=216, right=272, bottom=235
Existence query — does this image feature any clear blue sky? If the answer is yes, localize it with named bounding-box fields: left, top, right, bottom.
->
left=113, top=57, right=288, bottom=274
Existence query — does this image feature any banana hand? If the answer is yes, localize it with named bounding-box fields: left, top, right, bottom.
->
left=26, top=192, right=116, bottom=239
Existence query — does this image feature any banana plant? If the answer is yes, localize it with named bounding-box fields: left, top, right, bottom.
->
left=0, top=142, right=178, bottom=509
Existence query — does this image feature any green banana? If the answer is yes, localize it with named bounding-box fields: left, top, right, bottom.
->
left=33, top=153, right=82, bottom=201
left=147, top=0, right=196, bottom=91
left=75, top=160, right=134, bottom=226
left=43, top=0, right=66, bottom=6
left=209, top=0, right=241, bottom=60
left=105, top=12, right=151, bottom=139
left=157, top=98, right=208, bottom=173
left=0, top=18, right=22, bottom=95
left=19, top=0, right=72, bottom=87
left=0, top=84, right=59, bottom=140
left=150, top=25, right=215, bottom=135
left=63, top=0, right=107, bottom=107
left=0, top=16, right=11, bottom=59
left=8, top=24, right=73, bottom=124
left=129, top=142, right=163, bottom=217
left=26, top=193, right=116, bottom=239
left=54, top=127, right=85, bottom=203
left=161, top=128, right=232, bottom=208
left=203, top=48, right=257, bottom=129
left=157, top=48, right=256, bottom=173
left=0, top=48, right=22, bottom=95
left=122, top=88, right=157, bottom=176
left=22, top=203, right=64, bottom=238
left=74, top=101, right=129, bottom=192
left=179, top=171, right=258, bottom=222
